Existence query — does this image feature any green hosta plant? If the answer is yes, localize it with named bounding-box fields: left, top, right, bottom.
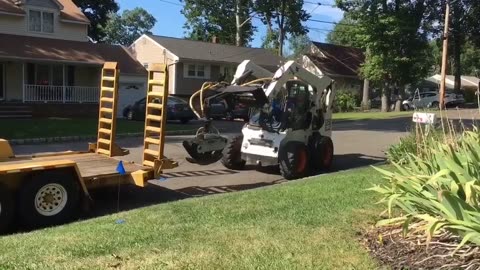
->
left=372, top=130, right=480, bottom=251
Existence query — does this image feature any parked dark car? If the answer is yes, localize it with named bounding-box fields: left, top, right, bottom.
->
left=205, top=97, right=250, bottom=121
left=123, top=96, right=196, bottom=123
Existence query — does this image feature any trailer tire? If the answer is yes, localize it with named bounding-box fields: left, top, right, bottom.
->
left=0, top=184, right=14, bottom=234
left=279, top=142, right=309, bottom=180
left=221, top=135, right=246, bottom=170
left=18, top=171, right=80, bottom=228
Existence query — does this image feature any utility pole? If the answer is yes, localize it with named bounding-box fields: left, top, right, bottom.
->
left=439, top=2, right=450, bottom=109
left=235, top=0, right=242, bottom=46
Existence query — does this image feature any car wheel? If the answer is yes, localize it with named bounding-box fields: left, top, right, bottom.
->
left=403, top=104, right=410, bottom=111
left=127, top=110, right=134, bottom=120
left=18, top=171, right=80, bottom=228
left=310, top=136, right=334, bottom=171
left=429, top=101, right=439, bottom=109
left=225, top=112, right=234, bottom=121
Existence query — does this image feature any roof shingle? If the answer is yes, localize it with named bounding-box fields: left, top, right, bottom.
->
left=147, top=35, right=284, bottom=69
left=0, top=0, right=89, bottom=24
left=308, top=42, right=364, bottom=78
left=0, top=33, right=145, bottom=75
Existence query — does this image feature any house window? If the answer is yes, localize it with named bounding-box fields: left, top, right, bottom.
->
left=184, top=63, right=209, bottom=79
left=29, top=10, right=54, bottom=33
left=26, top=63, right=66, bottom=86
left=187, top=64, right=196, bottom=77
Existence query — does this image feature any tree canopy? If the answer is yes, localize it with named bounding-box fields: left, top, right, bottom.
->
left=254, top=0, right=310, bottom=56
left=101, top=8, right=156, bottom=46
left=336, top=0, right=435, bottom=111
left=72, top=0, right=119, bottom=42
left=180, top=0, right=255, bottom=46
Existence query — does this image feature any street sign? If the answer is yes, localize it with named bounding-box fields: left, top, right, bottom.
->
left=412, top=112, right=436, bottom=124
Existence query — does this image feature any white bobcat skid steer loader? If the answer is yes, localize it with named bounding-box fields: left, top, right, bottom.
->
left=182, top=60, right=273, bottom=163
left=221, top=61, right=335, bottom=180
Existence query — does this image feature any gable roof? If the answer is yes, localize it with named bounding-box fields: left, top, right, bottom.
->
left=0, top=33, right=145, bottom=75
left=145, top=35, right=284, bottom=68
left=307, top=42, right=364, bottom=78
left=0, top=0, right=89, bottom=24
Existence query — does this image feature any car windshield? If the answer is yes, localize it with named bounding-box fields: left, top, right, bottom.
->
left=168, top=97, right=187, bottom=105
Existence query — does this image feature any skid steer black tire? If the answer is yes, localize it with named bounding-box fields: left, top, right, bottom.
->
left=221, top=135, right=246, bottom=170
left=0, top=183, right=14, bottom=234
left=279, top=142, right=309, bottom=180
left=311, top=136, right=334, bottom=171
left=18, top=171, right=80, bottom=228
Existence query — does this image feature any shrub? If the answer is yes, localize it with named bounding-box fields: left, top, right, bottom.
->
left=333, top=91, right=360, bottom=112
left=372, top=129, right=480, bottom=251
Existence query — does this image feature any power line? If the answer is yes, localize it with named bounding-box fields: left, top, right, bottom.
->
left=304, top=1, right=337, bottom=8
left=158, top=0, right=183, bottom=7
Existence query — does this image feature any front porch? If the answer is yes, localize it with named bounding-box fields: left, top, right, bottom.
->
left=1, top=61, right=101, bottom=104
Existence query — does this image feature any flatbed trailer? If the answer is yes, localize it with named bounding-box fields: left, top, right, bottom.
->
left=0, top=62, right=177, bottom=233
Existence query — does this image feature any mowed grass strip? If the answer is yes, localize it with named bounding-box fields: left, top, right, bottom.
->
left=333, top=111, right=413, bottom=121
left=0, top=118, right=197, bottom=139
left=0, top=167, right=384, bottom=270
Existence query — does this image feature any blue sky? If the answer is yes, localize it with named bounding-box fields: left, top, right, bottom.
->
left=116, top=0, right=344, bottom=47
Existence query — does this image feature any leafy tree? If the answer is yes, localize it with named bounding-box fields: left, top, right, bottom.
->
left=102, top=8, right=156, bottom=46
left=72, top=0, right=119, bottom=42
left=254, top=0, right=310, bottom=56
left=180, top=0, right=254, bottom=46
left=337, top=0, right=434, bottom=112
left=286, top=34, right=311, bottom=58
left=326, top=15, right=363, bottom=48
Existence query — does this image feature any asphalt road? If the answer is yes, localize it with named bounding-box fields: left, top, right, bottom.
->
left=10, top=117, right=413, bottom=219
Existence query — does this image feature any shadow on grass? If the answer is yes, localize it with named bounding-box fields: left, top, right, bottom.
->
left=6, top=153, right=386, bottom=234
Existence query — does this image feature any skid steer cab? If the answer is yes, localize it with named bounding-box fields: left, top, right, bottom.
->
left=220, top=61, right=335, bottom=180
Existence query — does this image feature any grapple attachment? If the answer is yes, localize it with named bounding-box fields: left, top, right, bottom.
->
left=183, top=120, right=227, bottom=164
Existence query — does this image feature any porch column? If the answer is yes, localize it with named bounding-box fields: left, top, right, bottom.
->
left=22, top=62, right=25, bottom=103
left=62, top=64, right=66, bottom=103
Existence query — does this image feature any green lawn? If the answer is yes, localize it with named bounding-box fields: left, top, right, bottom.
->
left=0, top=167, right=384, bottom=270
left=0, top=118, right=198, bottom=140
left=333, top=111, right=413, bottom=121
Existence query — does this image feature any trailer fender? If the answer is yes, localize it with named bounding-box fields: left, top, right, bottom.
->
left=0, top=159, right=90, bottom=198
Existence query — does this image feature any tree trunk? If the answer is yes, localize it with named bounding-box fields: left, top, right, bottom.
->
left=381, top=85, right=390, bottom=112
left=235, top=0, right=242, bottom=46
left=453, top=35, right=462, bottom=92
left=277, top=0, right=286, bottom=56
left=361, top=79, right=370, bottom=110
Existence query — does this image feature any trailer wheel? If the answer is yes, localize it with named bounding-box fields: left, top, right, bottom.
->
left=18, top=171, right=80, bottom=228
left=0, top=184, right=14, bottom=234
left=221, top=135, right=246, bottom=170
left=279, top=142, right=309, bottom=180
left=311, top=136, right=334, bottom=171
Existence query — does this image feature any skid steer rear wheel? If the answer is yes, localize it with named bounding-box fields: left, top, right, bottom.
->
left=221, top=135, right=246, bottom=170
left=0, top=183, right=14, bottom=234
left=311, top=136, right=334, bottom=171
left=18, top=171, right=80, bottom=228
left=279, top=142, right=309, bottom=180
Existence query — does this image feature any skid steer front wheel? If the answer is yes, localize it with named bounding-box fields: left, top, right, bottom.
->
left=221, top=135, right=246, bottom=170
left=0, top=183, right=15, bottom=234
left=279, top=142, right=309, bottom=180
left=18, top=171, right=80, bottom=228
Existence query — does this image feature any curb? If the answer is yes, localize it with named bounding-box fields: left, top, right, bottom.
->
left=8, top=129, right=200, bottom=146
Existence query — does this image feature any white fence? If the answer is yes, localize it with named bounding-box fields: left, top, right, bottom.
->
left=24, top=85, right=100, bottom=103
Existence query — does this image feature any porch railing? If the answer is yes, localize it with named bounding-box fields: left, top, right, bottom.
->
left=24, top=85, right=100, bottom=103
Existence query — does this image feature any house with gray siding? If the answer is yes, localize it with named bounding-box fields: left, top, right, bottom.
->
left=129, top=34, right=284, bottom=97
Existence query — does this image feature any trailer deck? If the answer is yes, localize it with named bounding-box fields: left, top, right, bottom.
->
left=1, top=152, right=147, bottom=179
